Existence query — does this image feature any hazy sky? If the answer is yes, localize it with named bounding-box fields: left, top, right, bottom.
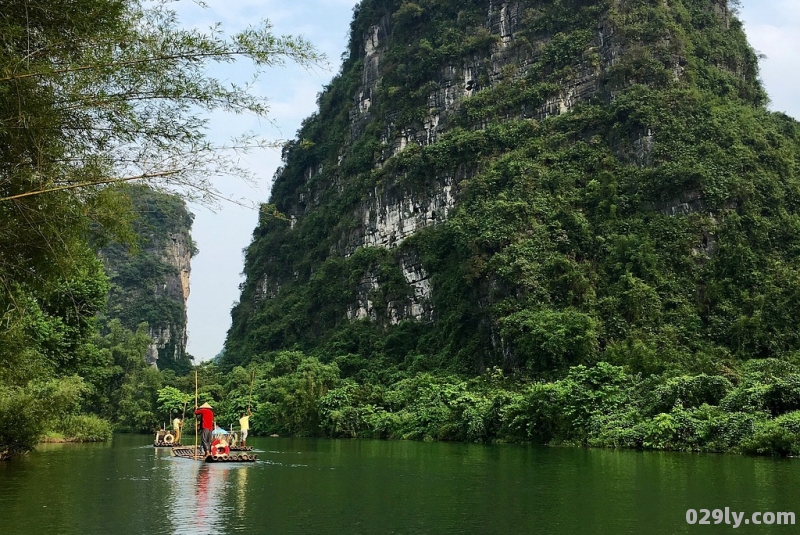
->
left=179, top=0, right=800, bottom=362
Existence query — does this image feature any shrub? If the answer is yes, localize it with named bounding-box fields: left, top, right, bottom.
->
left=55, top=415, right=113, bottom=442
left=740, top=412, right=800, bottom=456
left=646, top=374, right=733, bottom=414
left=501, top=309, right=599, bottom=372
left=504, top=362, right=631, bottom=444
left=0, top=386, right=49, bottom=455
left=699, top=409, right=762, bottom=453
left=0, top=377, right=86, bottom=456
left=763, top=376, right=800, bottom=416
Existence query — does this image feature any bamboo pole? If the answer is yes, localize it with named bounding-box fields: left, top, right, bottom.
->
left=194, top=369, right=199, bottom=460
left=179, top=399, right=188, bottom=444
left=244, top=370, right=256, bottom=448
left=248, top=370, right=255, bottom=413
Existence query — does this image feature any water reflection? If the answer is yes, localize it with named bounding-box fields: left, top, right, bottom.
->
left=4, top=435, right=800, bottom=535
left=194, top=465, right=227, bottom=533
left=167, top=460, right=229, bottom=535
left=234, top=465, right=248, bottom=524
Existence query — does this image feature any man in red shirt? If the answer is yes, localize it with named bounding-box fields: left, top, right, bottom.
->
left=194, top=402, right=214, bottom=457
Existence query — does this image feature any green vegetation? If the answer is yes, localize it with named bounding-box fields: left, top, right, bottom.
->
left=4, top=0, right=800, bottom=460
left=0, top=0, right=319, bottom=458
left=126, top=353, right=800, bottom=456
left=102, top=185, right=196, bottom=373
left=216, top=0, right=800, bottom=456
left=50, top=415, right=114, bottom=443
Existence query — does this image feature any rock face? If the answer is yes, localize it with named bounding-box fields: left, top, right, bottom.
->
left=103, top=186, right=195, bottom=372
left=346, top=250, right=434, bottom=323
left=225, top=1, right=800, bottom=372
left=144, top=231, right=193, bottom=367
left=350, top=2, right=597, bottom=151
left=341, top=176, right=457, bottom=256
left=281, top=0, right=736, bottom=260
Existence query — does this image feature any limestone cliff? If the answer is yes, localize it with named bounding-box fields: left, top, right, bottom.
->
left=225, top=0, right=800, bottom=375
left=102, top=185, right=195, bottom=372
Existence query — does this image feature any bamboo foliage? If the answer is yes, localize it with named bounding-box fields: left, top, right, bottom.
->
left=0, top=0, right=322, bottom=459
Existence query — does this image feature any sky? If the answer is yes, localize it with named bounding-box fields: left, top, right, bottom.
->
left=175, top=0, right=361, bottom=361
left=177, top=0, right=800, bottom=362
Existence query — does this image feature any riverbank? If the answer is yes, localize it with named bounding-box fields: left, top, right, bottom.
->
left=1, top=431, right=110, bottom=461
left=39, top=433, right=109, bottom=444
left=39, top=415, right=113, bottom=446
left=217, top=353, right=800, bottom=457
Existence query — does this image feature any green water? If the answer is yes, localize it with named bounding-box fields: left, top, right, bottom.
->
left=2, top=435, right=799, bottom=534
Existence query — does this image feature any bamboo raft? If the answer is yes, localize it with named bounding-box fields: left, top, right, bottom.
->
left=229, top=445, right=254, bottom=452
left=172, top=446, right=257, bottom=463
left=154, top=429, right=180, bottom=448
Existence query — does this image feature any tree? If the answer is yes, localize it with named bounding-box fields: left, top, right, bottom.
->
left=0, top=0, right=323, bottom=457
left=157, top=385, right=192, bottom=416
left=1, top=0, right=323, bottom=287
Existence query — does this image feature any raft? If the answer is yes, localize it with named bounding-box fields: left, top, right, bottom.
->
left=229, top=445, right=254, bottom=452
left=171, top=446, right=257, bottom=463
left=154, top=430, right=179, bottom=447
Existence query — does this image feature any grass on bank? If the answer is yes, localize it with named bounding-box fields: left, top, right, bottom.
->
left=42, top=415, right=113, bottom=443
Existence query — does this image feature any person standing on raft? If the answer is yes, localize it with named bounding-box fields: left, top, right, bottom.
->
left=172, top=415, right=182, bottom=444
left=239, top=410, right=253, bottom=447
left=194, top=402, right=214, bottom=456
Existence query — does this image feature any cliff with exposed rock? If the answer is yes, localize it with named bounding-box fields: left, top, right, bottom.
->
left=102, top=185, right=196, bottom=372
left=224, top=0, right=800, bottom=379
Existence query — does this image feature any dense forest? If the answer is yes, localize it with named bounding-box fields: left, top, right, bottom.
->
left=5, top=0, right=800, bottom=459
left=0, top=0, right=317, bottom=459
left=214, top=0, right=800, bottom=455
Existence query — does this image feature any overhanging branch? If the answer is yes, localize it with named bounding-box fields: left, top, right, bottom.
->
left=0, top=170, right=186, bottom=202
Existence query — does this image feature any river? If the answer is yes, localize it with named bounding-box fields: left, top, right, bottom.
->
left=2, top=434, right=798, bottom=534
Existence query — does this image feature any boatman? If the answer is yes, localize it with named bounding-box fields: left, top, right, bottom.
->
left=194, top=402, right=215, bottom=457
left=239, top=410, right=253, bottom=447
left=173, top=415, right=182, bottom=444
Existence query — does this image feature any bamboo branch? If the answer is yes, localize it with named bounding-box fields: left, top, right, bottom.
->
left=0, top=51, right=257, bottom=83
left=0, top=169, right=185, bottom=202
